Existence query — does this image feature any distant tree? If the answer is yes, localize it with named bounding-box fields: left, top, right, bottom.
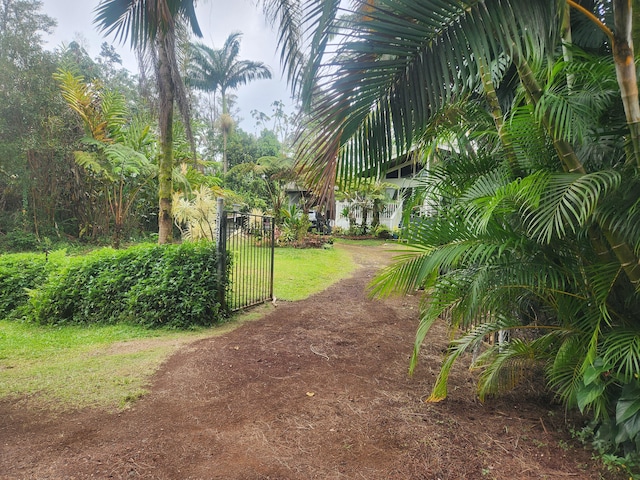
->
left=251, top=100, right=297, bottom=154
left=225, top=128, right=261, bottom=170
left=256, top=129, right=281, bottom=158
left=188, top=32, right=272, bottom=173
left=253, top=154, right=296, bottom=224
left=0, top=0, right=81, bottom=240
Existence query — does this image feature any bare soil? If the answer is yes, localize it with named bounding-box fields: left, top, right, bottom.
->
left=0, top=243, right=621, bottom=479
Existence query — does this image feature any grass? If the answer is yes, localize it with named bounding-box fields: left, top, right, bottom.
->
left=333, top=237, right=395, bottom=247
left=0, top=242, right=360, bottom=411
left=273, top=243, right=356, bottom=301
left=0, top=321, right=209, bottom=411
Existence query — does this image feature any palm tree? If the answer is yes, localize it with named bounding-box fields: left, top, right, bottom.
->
left=188, top=32, right=272, bottom=173
left=93, top=0, right=202, bottom=244
left=264, top=0, right=640, bottom=455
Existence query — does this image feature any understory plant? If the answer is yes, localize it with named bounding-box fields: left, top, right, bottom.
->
left=173, top=185, right=224, bottom=241
left=278, top=203, right=310, bottom=244
left=370, top=57, right=640, bottom=462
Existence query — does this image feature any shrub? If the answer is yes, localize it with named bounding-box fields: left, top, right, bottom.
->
left=125, top=243, right=223, bottom=328
left=0, top=250, right=67, bottom=318
left=26, top=242, right=226, bottom=329
left=373, top=225, right=393, bottom=239
left=0, top=230, right=40, bottom=252
left=282, top=234, right=333, bottom=249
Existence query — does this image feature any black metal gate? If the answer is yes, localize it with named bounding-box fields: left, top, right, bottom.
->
left=218, top=207, right=275, bottom=312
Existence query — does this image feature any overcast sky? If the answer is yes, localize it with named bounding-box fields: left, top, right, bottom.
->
left=40, top=0, right=294, bottom=133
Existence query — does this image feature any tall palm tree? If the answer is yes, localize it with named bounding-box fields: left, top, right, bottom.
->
left=93, top=0, right=202, bottom=244
left=188, top=32, right=272, bottom=173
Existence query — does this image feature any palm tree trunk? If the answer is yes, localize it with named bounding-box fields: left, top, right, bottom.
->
left=157, top=33, right=174, bottom=245
left=222, top=127, right=228, bottom=174
left=612, top=0, right=640, bottom=166
left=515, top=57, right=586, bottom=174
left=478, top=56, right=521, bottom=177
left=221, top=90, right=230, bottom=174
left=561, top=3, right=575, bottom=90
left=568, top=0, right=640, bottom=165
left=361, top=205, right=368, bottom=234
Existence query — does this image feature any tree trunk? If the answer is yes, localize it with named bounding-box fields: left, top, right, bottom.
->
left=478, top=56, right=521, bottom=177
left=221, top=91, right=230, bottom=174
left=157, top=33, right=174, bottom=245
left=612, top=0, right=640, bottom=166
left=222, top=127, right=228, bottom=174
left=568, top=1, right=640, bottom=165
left=361, top=205, right=368, bottom=234
left=372, top=201, right=381, bottom=229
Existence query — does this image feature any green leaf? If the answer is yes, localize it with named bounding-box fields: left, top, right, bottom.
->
left=616, top=383, right=640, bottom=424
left=576, top=380, right=605, bottom=413
left=583, top=358, right=612, bottom=386
left=615, top=412, right=640, bottom=445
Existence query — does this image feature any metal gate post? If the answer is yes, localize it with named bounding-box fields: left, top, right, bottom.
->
left=269, top=217, right=275, bottom=300
left=216, top=197, right=227, bottom=313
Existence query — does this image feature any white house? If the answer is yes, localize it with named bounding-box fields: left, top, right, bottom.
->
left=283, top=154, right=430, bottom=232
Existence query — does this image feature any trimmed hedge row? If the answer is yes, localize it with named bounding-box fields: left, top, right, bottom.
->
left=0, top=250, right=67, bottom=318
left=2, top=242, right=226, bottom=329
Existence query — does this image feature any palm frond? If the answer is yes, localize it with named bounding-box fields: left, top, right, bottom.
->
left=534, top=50, right=619, bottom=144
left=602, top=330, right=640, bottom=380
left=296, top=0, right=562, bottom=191
left=476, top=336, right=557, bottom=400
left=74, top=150, right=111, bottom=179
left=547, top=334, right=588, bottom=407
left=94, top=0, right=202, bottom=49
left=368, top=246, right=433, bottom=297
left=521, top=171, right=621, bottom=244
left=426, top=316, right=523, bottom=402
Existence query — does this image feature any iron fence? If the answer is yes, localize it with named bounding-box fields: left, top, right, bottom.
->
left=217, top=207, right=275, bottom=312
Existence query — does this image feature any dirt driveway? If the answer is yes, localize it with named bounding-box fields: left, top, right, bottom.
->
left=0, top=243, right=618, bottom=479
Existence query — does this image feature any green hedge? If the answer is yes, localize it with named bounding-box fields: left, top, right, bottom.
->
left=0, top=250, right=67, bottom=318
left=15, top=242, right=226, bottom=329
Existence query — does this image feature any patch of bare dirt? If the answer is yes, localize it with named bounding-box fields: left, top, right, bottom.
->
left=0, top=243, right=620, bottom=479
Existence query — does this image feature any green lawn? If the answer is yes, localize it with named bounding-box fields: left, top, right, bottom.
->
left=274, top=244, right=356, bottom=301
left=0, top=243, right=359, bottom=411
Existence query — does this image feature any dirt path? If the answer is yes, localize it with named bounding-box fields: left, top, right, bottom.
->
left=0, top=244, right=616, bottom=479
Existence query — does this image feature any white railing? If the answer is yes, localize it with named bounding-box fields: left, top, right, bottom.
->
left=332, top=200, right=403, bottom=230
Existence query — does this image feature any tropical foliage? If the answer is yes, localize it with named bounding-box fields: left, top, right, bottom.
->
left=336, top=179, right=396, bottom=235
left=0, top=0, right=294, bottom=248
left=94, top=0, right=203, bottom=244
left=263, top=0, right=640, bottom=461
left=172, top=185, right=223, bottom=241
left=54, top=69, right=157, bottom=248
left=23, top=242, right=225, bottom=328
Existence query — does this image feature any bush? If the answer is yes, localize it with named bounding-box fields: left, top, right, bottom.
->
left=0, top=250, right=67, bottom=318
left=25, top=242, right=226, bottom=329
left=125, top=243, right=223, bottom=328
left=280, top=234, right=333, bottom=249
left=373, top=225, right=393, bottom=239
left=0, top=230, right=40, bottom=252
